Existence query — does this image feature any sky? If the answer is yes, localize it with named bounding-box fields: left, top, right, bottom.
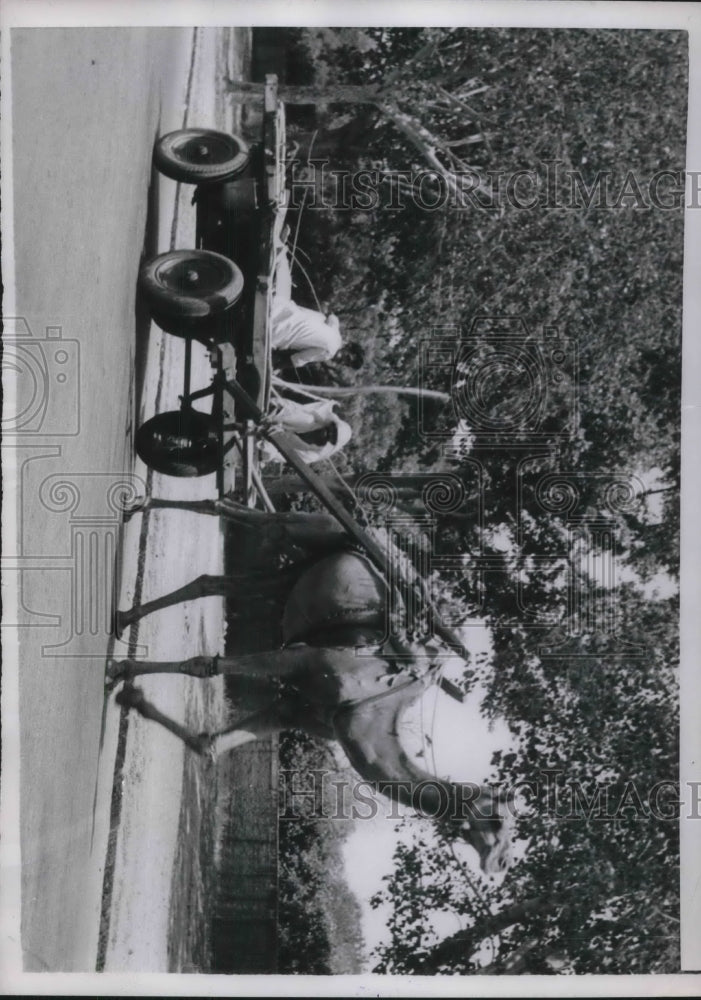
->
left=339, top=465, right=681, bottom=966
left=341, top=622, right=516, bottom=965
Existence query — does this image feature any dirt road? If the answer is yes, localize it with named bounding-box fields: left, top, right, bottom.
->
left=7, top=26, right=236, bottom=972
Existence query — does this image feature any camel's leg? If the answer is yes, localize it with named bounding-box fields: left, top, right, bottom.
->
left=218, top=503, right=347, bottom=551
left=115, top=574, right=233, bottom=636
left=115, top=568, right=295, bottom=637
left=211, top=499, right=345, bottom=541
left=124, top=494, right=347, bottom=550
left=122, top=496, right=284, bottom=524
left=108, top=644, right=317, bottom=686
left=209, top=705, right=282, bottom=757
left=107, top=654, right=218, bottom=684
left=122, top=497, right=222, bottom=522
left=115, top=686, right=213, bottom=755
left=115, top=685, right=281, bottom=758
left=125, top=496, right=246, bottom=521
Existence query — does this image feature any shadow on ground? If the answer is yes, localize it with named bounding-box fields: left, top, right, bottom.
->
left=133, top=125, right=163, bottom=425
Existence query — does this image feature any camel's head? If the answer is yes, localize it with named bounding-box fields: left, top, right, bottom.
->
left=449, top=786, right=515, bottom=874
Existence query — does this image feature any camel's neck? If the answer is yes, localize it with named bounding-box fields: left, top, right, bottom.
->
left=334, top=679, right=493, bottom=820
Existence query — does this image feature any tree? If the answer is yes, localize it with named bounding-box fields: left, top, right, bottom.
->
left=244, top=26, right=685, bottom=975
left=231, top=28, right=495, bottom=204
left=278, top=731, right=365, bottom=974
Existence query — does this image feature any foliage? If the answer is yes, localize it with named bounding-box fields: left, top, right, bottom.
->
left=277, top=731, right=366, bottom=974
left=284, top=28, right=684, bottom=503
left=371, top=584, right=679, bottom=974
left=254, top=25, right=686, bottom=975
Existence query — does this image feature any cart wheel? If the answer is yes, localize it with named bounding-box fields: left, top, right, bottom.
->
left=138, top=249, right=244, bottom=331
left=154, top=128, right=249, bottom=184
left=135, top=409, right=219, bottom=477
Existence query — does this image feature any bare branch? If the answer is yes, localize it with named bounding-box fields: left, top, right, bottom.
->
left=436, top=84, right=496, bottom=125
left=379, top=102, right=492, bottom=208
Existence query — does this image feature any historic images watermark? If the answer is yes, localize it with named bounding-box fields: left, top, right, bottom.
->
left=279, top=768, right=688, bottom=824
left=288, top=160, right=695, bottom=213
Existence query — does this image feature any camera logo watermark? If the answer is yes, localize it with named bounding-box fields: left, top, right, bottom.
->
left=419, top=317, right=577, bottom=446
left=2, top=317, right=81, bottom=436
left=345, top=314, right=649, bottom=658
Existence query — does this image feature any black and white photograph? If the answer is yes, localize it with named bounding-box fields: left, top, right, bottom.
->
left=1, top=1, right=700, bottom=994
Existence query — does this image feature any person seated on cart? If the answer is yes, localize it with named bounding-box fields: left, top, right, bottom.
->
left=276, top=341, right=365, bottom=388
left=272, top=243, right=361, bottom=370
left=262, top=390, right=352, bottom=466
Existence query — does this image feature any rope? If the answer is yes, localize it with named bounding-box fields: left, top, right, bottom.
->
left=289, top=131, right=315, bottom=260
left=333, top=670, right=425, bottom=719
left=271, top=374, right=331, bottom=405
left=290, top=254, right=326, bottom=315
left=286, top=128, right=327, bottom=314
left=290, top=243, right=312, bottom=265
left=249, top=460, right=277, bottom=513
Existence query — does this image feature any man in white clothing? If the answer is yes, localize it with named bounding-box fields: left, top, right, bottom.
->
left=262, top=393, right=352, bottom=466
left=272, top=301, right=343, bottom=367
left=272, top=245, right=342, bottom=367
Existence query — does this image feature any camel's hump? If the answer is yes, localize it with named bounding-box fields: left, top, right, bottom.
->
left=282, top=550, right=393, bottom=644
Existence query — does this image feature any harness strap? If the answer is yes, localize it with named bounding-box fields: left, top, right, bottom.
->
left=332, top=669, right=428, bottom=719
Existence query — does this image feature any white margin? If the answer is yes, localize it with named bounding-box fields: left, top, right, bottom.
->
left=1, top=1, right=699, bottom=996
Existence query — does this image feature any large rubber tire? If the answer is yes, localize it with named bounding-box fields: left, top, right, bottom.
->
left=135, top=409, right=219, bottom=477
left=154, top=128, right=249, bottom=184
left=138, top=249, right=244, bottom=328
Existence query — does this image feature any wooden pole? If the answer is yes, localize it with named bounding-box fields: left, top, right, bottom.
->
left=224, top=376, right=471, bottom=659
left=273, top=379, right=451, bottom=403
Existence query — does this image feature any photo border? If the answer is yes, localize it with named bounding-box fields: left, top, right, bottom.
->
left=1, top=0, right=699, bottom=995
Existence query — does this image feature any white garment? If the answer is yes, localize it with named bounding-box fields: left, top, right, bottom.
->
left=262, top=396, right=352, bottom=465
left=271, top=301, right=342, bottom=367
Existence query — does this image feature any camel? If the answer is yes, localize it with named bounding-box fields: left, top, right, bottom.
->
left=111, top=495, right=513, bottom=873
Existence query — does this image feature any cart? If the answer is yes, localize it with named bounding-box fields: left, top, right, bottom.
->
left=135, top=73, right=287, bottom=508
left=134, top=73, right=400, bottom=549
left=134, top=75, right=469, bottom=681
